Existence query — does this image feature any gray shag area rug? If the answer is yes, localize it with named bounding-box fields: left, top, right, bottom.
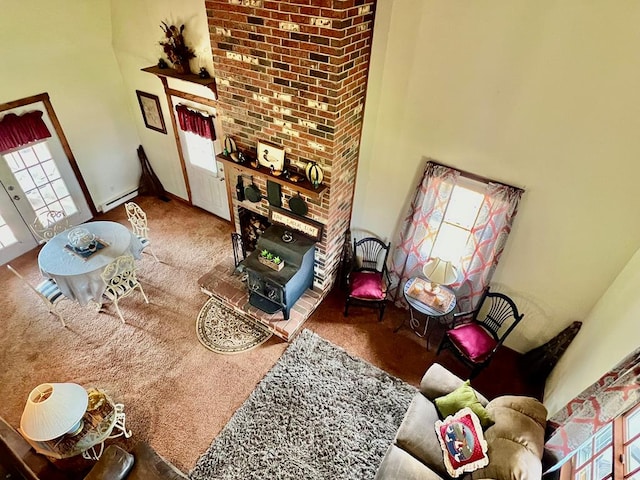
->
left=189, top=329, right=417, bottom=480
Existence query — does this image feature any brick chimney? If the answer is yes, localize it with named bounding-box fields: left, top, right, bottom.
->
left=206, top=0, right=376, bottom=292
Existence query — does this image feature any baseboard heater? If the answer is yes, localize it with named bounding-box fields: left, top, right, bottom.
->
left=98, top=188, right=138, bottom=213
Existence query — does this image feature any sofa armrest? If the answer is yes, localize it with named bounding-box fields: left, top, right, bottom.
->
left=84, top=445, right=134, bottom=480
left=471, top=395, right=548, bottom=480
left=128, top=441, right=187, bottom=480
left=419, top=363, right=488, bottom=405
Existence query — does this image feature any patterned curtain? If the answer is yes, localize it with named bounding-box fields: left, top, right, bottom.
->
left=176, top=104, right=216, bottom=140
left=543, top=347, right=640, bottom=473
left=0, top=111, right=51, bottom=153
left=388, top=162, right=459, bottom=304
left=389, top=161, right=522, bottom=311
left=453, top=183, right=523, bottom=311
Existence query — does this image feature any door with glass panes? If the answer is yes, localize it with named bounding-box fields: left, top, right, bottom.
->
left=0, top=105, right=91, bottom=265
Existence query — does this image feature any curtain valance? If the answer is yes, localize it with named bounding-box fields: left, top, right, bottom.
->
left=0, top=111, right=51, bottom=153
left=176, top=104, right=215, bottom=140
left=544, top=347, right=640, bottom=472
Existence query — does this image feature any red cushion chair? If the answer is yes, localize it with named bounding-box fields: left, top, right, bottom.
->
left=437, top=289, right=524, bottom=378
left=344, top=237, right=391, bottom=321
left=350, top=271, right=385, bottom=299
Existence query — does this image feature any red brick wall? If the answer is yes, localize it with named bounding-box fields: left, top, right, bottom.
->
left=206, top=0, right=376, bottom=291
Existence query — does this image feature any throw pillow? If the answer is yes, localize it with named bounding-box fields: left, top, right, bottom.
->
left=434, top=407, right=489, bottom=478
left=350, top=271, right=384, bottom=299
left=435, top=381, right=494, bottom=428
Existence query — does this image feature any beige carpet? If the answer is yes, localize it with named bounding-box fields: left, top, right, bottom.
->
left=0, top=196, right=541, bottom=475
left=0, top=197, right=290, bottom=473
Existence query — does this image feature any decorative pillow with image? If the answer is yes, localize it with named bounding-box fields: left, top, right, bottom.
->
left=434, top=407, right=489, bottom=478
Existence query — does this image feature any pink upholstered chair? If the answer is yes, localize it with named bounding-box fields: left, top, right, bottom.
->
left=343, top=237, right=391, bottom=321
left=436, top=289, right=524, bottom=378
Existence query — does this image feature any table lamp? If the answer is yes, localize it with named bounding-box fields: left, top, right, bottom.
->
left=422, top=257, right=458, bottom=291
left=20, top=383, right=88, bottom=441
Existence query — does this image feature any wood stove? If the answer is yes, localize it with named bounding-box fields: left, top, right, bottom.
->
left=243, top=224, right=315, bottom=320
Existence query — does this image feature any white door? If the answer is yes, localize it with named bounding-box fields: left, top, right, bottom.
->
left=0, top=182, right=36, bottom=264
left=0, top=103, right=92, bottom=265
left=173, top=100, right=230, bottom=221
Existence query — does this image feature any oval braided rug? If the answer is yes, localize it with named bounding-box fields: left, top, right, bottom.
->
left=196, top=296, right=272, bottom=354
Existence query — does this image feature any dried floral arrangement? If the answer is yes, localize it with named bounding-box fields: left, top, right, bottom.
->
left=159, top=21, right=195, bottom=74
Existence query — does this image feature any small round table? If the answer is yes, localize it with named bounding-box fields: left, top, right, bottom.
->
left=21, top=388, right=132, bottom=461
left=38, top=221, right=143, bottom=306
left=396, top=276, right=457, bottom=350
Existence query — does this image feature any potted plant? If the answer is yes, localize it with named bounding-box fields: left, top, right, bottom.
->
left=159, top=22, right=195, bottom=74
left=259, top=249, right=285, bottom=271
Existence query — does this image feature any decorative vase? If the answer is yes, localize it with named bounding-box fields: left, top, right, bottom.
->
left=174, top=60, right=191, bottom=75
left=305, top=161, right=324, bottom=189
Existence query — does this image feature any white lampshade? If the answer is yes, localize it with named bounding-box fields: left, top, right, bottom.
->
left=422, top=257, right=458, bottom=285
left=20, top=383, right=88, bottom=441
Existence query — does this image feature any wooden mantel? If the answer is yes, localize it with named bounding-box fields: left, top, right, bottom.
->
left=217, top=154, right=328, bottom=200
left=142, top=66, right=217, bottom=97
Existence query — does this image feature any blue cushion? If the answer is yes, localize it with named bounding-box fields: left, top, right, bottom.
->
left=36, top=279, right=63, bottom=303
left=137, top=235, right=150, bottom=247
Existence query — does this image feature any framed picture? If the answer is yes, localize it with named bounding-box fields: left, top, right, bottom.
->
left=136, top=90, right=166, bottom=134
left=257, top=139, right=285, bottom=172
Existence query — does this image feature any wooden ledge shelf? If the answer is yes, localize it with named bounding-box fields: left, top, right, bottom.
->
left=217, top=154, right=328, bottom=199
left=142, top=65, right=217, bottom=96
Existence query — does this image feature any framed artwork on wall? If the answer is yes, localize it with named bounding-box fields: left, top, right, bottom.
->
left=257, top=139, right=285, bottom=172
left=136, top=90, right=166, bottom=134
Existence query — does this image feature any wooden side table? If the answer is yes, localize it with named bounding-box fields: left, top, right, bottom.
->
left=396, top=277, right=457, bottom=349
left=21, top=388, right=132, bottom=461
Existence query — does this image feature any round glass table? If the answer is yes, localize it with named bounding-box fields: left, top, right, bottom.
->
left=20, top=388, right=131, bottom=460
left=396, top=276, right=457, bottom=350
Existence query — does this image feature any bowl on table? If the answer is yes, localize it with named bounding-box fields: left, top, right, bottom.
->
left=67, top=227, right=97, bottom=251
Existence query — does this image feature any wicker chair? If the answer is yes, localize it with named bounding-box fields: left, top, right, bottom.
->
left=437, top=288, right=524, bottom=378
left=343, top=237, right=391, bottom=321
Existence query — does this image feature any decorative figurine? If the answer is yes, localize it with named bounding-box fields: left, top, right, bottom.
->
left=305, top=161, right=324, bottom=189
left=198, top=67, right=210, bottom=79
left=158, top=58, right=168, bottom=69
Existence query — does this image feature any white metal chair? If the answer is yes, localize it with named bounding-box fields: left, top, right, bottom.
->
left=30, top=210, right=70, bottom=244
left=100, top=254, right=149, bottom=323
left=124, top=202, right=159, bottom=262
left=6, top=265, right=67, bottom=327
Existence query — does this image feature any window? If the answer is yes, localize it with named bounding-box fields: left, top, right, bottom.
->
left=182, top=130, right=217, bottom=174
left=428, top=176, right=485, bottom=265
left=3, top=141, right=79, bottom=223
left=567, top=403, right=640, bottom=479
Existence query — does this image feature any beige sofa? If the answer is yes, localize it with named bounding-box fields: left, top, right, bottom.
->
left=374, top=363, right=547, bottom=480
